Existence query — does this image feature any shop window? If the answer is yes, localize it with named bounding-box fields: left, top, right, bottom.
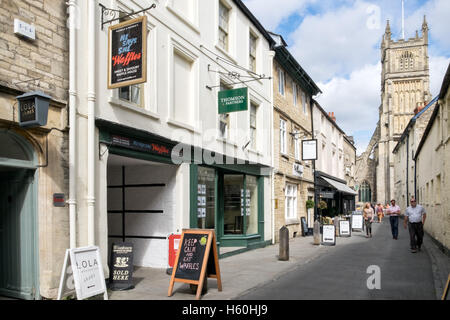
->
left=223, top=174, right=259, bottom=235
left=224, top=174, right=244, bottom=235
left=285, top=184, right=297, bottom=220
left=245, top=176, right=258, bottom=234
left=197, top=166, right=216, bottom=229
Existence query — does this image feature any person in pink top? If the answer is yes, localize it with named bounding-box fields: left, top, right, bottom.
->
left=386, top=199, right=401, bottom=239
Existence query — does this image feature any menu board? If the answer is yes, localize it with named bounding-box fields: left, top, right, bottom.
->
left=352, top=213, right=364, bottom=231
left=168, top=229, right=222, bottom=300
left=339, top=220, right=351, bottom=237
left=322, top=225, right=336, bottom=245
left=108, top=16, right=147, bottom=89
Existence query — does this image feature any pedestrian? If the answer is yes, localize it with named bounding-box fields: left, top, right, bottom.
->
left=403, top=198, right=426, bottom=253
left=386, top=199, right=401, bottom=239
left=376, top=203, right=384, bottom=223
left=363, top=202, right=374, bottom=238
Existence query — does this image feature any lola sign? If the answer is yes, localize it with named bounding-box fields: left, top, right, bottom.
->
left=57, top=246, right=108, bottom=300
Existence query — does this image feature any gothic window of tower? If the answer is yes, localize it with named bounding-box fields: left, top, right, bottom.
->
left=399, top=51, right=414, bottom=71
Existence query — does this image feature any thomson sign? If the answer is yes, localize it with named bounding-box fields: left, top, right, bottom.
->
left=218, top=87, right=248, bottom=114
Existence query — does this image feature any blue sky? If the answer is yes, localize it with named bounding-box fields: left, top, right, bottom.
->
left=243, top=0, right=450, bottom=154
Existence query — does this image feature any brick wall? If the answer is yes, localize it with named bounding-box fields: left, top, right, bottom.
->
left=0, top=0, right=68, bottom=102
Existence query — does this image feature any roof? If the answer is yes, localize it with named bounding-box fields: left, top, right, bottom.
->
left=312, top=99, right=347, bottom=136
left=392, top=95, right=438, bottom=153
left=322, top=177, right=358, bottom=195
left=439, top=62, right=450, bottom=100
left=273, top=45, right=322, bottom=96
left=414, top=102, right=440, bottom=160
left=232, top=0, right=276, bottom=48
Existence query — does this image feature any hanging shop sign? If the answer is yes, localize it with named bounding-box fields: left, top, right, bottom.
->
left=320, top=191, right=335, bottom=199
left=16, top=91, right=50, bottom=128
left=57, top=246, right=108, bottom=300
left=168, top=229, right=222, bottom=300
left=339, top=220, right=351, bottom=237
left=302, top=139, right=318, bottom=161
left=108, top=242, right=134, bottom=291
left=322, top=225, right=336, bottom=246
left=351, top=212, right=364, bottom=231
left=218, top=87, right=248, bottom=114
left=108, top=16, right=147, bottom=89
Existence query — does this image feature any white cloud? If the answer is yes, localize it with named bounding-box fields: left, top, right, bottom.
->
left=430, top=55, right=450, bottom=97
left=243, top=0, right=312, bottom=31
left=315, top=63, right=381, bottom=152
left=288, top=1, right=382, bottom=82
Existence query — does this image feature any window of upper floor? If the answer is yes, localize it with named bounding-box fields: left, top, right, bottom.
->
left=293, top=82, right=298, bottom=107
left=278, top=68, right=285, bottom=96
left=218, top=1, right=230, bottom=52
left=249, top=31, right=258, bottom=73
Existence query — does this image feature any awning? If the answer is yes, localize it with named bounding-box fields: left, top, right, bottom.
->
left=322, top=177, right=357, bottom=196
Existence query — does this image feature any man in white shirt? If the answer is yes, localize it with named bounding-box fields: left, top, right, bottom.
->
left=404, top=198, right=426, bottom=253
left=386, top=199, right=401, bottom=240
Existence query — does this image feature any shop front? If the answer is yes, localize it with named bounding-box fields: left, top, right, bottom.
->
left=97, top=119, right=270, bottom=268
left=315, top=171, right=357, bottom=218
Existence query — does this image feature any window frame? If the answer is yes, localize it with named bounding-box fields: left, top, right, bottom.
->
left=280, top=118, right=287, bottom=155
left=285, top=183, right=298, bottom=220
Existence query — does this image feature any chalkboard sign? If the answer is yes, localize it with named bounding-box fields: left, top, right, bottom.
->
left=108, top=16, right=147, bottom=89
left=168, top=229, right=222, bottom=300
left=108, top=242, right=134, bottom=291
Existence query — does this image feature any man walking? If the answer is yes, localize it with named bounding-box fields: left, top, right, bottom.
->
left=386, top=199, right=401, bottom=239
left=404, top=198, right=426, bottom=253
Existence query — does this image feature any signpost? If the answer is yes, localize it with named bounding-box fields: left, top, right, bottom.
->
left=218, top=87, right=248, bottom=114
left=108, top=242, right=134, bottom=291
left=168, top=229, right=222, bottom=300
left=339, top=220, right=351, bottom=237
left=351, top=212, right=364, bottom=232
left=57, top=246, right=108, bottom=300
left=108, top=16, right=147, bottom=89
left=322, top=225, right=336, bottom=245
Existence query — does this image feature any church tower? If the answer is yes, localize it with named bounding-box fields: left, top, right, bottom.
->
left=375, top=16, right=431, bottom=204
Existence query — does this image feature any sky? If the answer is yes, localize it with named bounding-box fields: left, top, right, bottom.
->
left=243, top=0, right=450, bottom=155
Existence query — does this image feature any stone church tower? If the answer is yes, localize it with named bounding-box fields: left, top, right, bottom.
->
left=356, top=17, right=431, bottom=205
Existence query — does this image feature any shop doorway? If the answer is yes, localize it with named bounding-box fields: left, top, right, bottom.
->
left=0, top=130, right=38, bottom=300
left=107, top=154, right=177, bottom=268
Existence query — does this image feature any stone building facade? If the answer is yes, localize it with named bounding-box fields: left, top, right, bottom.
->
left=0, top=0, right=69, bottom=299
left=392, top=96, right=438, bottom=209
left=414, top=63, right=450, bottom=253
left=270, top=32, right=321, bottom=241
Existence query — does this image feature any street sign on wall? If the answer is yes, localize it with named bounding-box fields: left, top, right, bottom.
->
left=218, top=87, right=248, bottom=114
left=108, top=16, right=147, bottom=89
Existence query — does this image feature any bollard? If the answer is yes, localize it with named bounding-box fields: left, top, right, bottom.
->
left=313, top=220, right=321, bottom=245
left=334, top=216, right=340, bottom=237
left=279, top=226, right=289, bottom=261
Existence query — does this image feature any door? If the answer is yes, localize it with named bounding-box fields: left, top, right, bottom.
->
left=0, top=168, right=37, bottom=300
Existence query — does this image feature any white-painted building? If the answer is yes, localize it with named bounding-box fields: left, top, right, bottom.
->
left=69, top=0, right=275, bottom=274
left=312, top=101, right=357, bottom=216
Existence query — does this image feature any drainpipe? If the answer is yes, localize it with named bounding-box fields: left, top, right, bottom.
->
left=87, top=0, right=96, bottom=246
left=268, top=50, right=276, bottom=245
left=406, top=134, right=409, bottom=206
left=67, top=0, right=78, bottom=249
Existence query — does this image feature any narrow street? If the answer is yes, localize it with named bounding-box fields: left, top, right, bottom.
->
left=238, top=219, right=436, bottom=300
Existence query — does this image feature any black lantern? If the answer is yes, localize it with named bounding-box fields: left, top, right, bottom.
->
left=16, top=91, right=51, bottom=128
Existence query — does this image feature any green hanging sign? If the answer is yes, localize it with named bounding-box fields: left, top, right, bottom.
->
left=218, top=87, right=248, bottom=114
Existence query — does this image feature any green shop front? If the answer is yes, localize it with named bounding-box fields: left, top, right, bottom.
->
left=97, top=119, right=270, bottom=263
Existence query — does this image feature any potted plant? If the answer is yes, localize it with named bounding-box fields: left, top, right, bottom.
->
left=306, top=200, right=315, bottom=209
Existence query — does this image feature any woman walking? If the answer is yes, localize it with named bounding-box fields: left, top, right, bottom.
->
left=363, top=202, right=374, bottom=238
left=376, top=203, right=384, bottom=223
